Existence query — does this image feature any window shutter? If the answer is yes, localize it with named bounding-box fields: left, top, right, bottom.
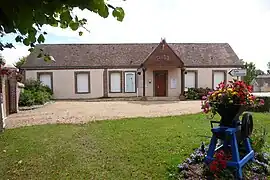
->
left=39, top=74, right=52, bottom=89
left=76, top=73, right=89, bottom=93
left=110, top=72, right=121, bottom=92
left=213, top=72, right=225, bottom=89
left=185, top=72, right=196, bottom=88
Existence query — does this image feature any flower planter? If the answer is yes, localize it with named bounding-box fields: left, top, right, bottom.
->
left=212, top=103, right=246, bottom=127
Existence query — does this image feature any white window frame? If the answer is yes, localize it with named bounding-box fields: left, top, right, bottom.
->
left=75, top=72, right=90, bottom=94
left=124, top=71, right=136, bottom=93
left=109, top=71, right=122, bottom=93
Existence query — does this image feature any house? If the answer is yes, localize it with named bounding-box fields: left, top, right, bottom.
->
left=252, top=75, right=270, bottom=92
left=22, top=39, right=243, bottom=100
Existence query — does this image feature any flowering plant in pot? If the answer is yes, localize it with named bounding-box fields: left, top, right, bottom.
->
left=201, top=79, right=264, bottom=127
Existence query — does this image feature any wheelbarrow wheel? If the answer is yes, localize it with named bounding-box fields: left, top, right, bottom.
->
left=241, top=112, right=253, bottom=138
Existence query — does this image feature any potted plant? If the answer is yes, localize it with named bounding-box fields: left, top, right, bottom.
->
left=201, top=79, right=264, bottom=127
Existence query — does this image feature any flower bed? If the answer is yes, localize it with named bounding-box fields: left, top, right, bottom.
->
left=172, top=80, right=269, bottom=179
left=174, top=144, right=270, bottom=179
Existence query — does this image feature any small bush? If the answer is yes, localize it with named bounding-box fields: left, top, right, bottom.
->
left=19, top=90, right=35, bottom=107
left=250, top=127, right=268, bottom=153
left=23, top=79, right=53, bottom=95
left=185, top=87, right=212, bottom=100
left=248, top=97, right=270, bottom=112
left=19, top=79, right=53, bottom=107
left=185, top=88, right=199, bottom=100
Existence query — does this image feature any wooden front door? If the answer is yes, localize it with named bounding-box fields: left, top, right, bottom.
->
left=154, top=71, right=167, bottom=96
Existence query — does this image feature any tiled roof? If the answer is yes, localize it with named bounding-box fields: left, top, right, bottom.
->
left=254, top=75, right=270, bottom=87
left=22, top=42, right=242, bottom=69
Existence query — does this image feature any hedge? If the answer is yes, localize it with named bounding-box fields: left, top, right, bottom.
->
left=185, top=87, right=212, bottom=100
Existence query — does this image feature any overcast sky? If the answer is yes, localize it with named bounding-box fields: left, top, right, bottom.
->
left=1, top=0, right=270, bottom=71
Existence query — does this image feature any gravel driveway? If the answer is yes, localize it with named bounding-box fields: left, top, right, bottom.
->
left=6, top=100, right=202, bottom=129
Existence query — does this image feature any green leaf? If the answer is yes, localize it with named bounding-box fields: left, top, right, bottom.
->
left=28, top=28, right=37, bottom=43
left=37, top=34, right=45, bottom=43
left=79, top=31, right=83, bottom=36
left=44, top=55, right=51, bottom=62
left=47, top=16, right=58, bottom=27
left=98, top=4, right=109, bottom=18
left=37, top=53, right=43, bottom=58
left=28, top=48, right=34, bottom=52
left=23, top=38, right=30, bottom=46
left=51, top=22, right=58, bottom=27
left=112, top=7, right=125, bottom=21
left=60, top=10, right=72, bottom=23
left=60, top=22, right=68, bottom=29
left=69, top=21, right=79, bottom=31
left=15, top=36, right=23, bottom=42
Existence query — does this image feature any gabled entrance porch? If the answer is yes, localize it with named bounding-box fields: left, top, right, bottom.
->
left=138, top=39, right=186, bottom=99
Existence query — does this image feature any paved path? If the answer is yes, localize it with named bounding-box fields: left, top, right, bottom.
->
left=6, top=100, right=202, bottom=129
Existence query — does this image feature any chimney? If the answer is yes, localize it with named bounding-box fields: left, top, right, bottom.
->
left=161, top=37, right=166, bottom=50
left=161, top=37, right=166, bottom=43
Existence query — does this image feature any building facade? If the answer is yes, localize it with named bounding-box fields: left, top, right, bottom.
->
left=22, top=39, right=243, bottom=100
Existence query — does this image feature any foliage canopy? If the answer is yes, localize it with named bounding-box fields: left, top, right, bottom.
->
left=0, top=0, right=125, bottom=52
left=243, top=62, right=257, bottom=85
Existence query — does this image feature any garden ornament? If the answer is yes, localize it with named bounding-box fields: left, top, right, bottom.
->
left=201, top=80, right=265, bottom=179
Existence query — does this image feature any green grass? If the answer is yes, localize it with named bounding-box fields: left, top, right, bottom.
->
left=0, top=113, right=269, bottom=180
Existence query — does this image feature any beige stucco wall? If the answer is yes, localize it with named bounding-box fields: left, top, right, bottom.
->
left=140, top=67, right=239, bottom=97
left=185, top=67, right=239, bottom=89
left=107, top=69, right=139, bottom=97
left=25, top=67, right=241, bottom=99
left=143, top=67, right=181, bottom=97
left=25, top=69, right=104, bottom=99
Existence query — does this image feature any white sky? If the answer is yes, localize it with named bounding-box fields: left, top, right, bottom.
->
left=1, top=0, right=270, bottom=71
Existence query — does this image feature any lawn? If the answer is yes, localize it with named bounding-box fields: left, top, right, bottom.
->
left=0, top=113, right=269, bottom=180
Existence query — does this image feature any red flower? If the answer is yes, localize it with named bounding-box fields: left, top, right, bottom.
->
left=210, top=161, right=219, bottom=171
left=260, top=99, right=265, bottom=105
left=220, top=160, right=227, bottom=169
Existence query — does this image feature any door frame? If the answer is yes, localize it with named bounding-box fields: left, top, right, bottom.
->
left=153, top=70, right=168, bottom=97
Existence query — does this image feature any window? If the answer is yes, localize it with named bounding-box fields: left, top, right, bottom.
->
left=213, top=71, right=226, bottom=89
left=109, top=71, right=122, bottom=93
left=184, top=71, right=197, bottom=88
left=124, top=72, right=136, bottom=93
left=75, top=72, right=90, bottom=94
left=37, top=72, right=53, bottom=90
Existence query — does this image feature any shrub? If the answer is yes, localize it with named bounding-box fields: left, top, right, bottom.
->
left=185, top=88, right=199, bottom=100
left=23, top=79, right=53, bottom=95
left=248, top=97, right=270, bottom=112
left=185, top=87, right=212, bottom=100
left=19, top=79, right=53, bottom=107
left=19, top=90, right=35, bottom=107
left=250, top=127, right=268, bottom=153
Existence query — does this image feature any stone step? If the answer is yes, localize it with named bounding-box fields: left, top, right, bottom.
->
left=146, top=96, right=180, bottom=101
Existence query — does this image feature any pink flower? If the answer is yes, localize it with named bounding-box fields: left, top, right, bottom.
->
left=259, top=99, right=265, bottom=105
left=202, top=96, right=207, bottom=100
